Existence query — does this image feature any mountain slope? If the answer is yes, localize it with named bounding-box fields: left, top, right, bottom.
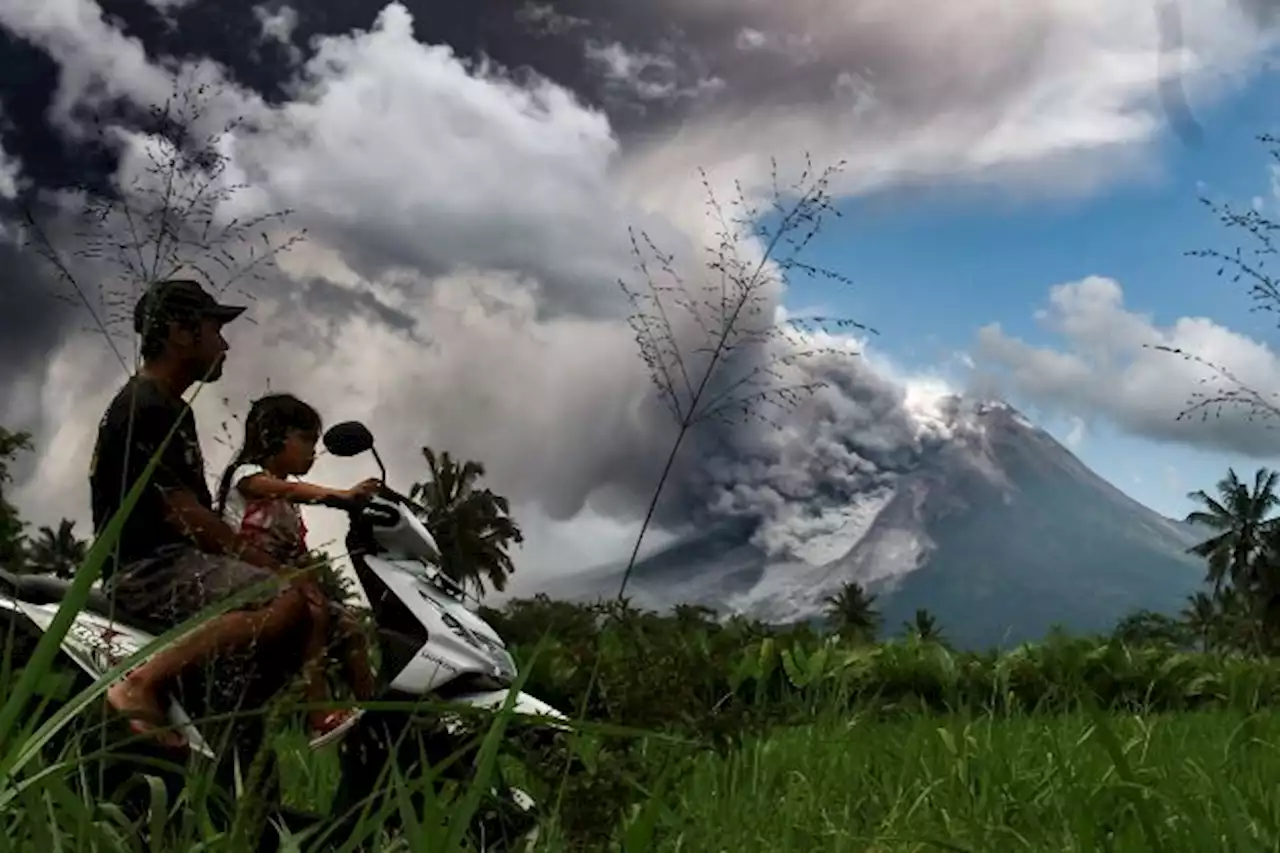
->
left=540, top=399, right=1209, bottom=649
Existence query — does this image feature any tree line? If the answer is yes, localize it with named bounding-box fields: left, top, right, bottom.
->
left=1115, top=466, right=1280, bottom=656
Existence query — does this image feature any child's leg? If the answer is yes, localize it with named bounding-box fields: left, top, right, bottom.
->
left=333, top=608, right=377, bottom=701
left=296, top=581, right=353, bottom=732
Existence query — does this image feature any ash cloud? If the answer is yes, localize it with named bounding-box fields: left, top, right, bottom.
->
left=0, top=238, right=86, bottom=467
left=0, top=0, right=1276, bottom=584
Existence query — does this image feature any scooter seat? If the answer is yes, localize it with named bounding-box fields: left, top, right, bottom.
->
left=0, top=569, right=166, bottom=634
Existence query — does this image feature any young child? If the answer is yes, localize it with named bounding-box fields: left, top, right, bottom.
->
left=216, top=393, right=380, bottom=748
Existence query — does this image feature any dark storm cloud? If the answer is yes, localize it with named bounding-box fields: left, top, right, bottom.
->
left=0, top=237, right=79, bottom=384
left=0, top=228, right=93, bottom=488
left=0, top=0, right=1037, bottom=192
left=0, top=0, right=619, bottom=197
left=0, top=0, right=591, bottom=373
left=292, top=276, right=415, bottom=333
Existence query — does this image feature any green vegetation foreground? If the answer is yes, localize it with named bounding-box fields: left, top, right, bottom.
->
left=266, top=705, right=1280, bottom=851
left=102, top=704, right=1280, bottom=851
left=656, top=709, right=1280, bottom=852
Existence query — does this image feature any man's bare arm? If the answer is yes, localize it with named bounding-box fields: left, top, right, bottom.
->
left=161, top=488, right=281, bottom=572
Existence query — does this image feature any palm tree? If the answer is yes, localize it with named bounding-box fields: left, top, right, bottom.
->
left=1243, top=521, right=1280, bottom=652
left=1180, top=591, right=1218, bottom=653
left=672, top=603, right=718, bottom=628
left=1185, top=467, right=1280, bottom=596
left=903, top=608, right=945, bottom=644
left=0, top=427, right=32, bottom=571
left=24, top=519, right=87, bottom=579
left=1212, top=582, right=1259, bottom=654
left=822, top=581, right=880, bottom=642
left=1112, top=609, right=1188, bottom=649
left=409, top=446, right=524, bottom=595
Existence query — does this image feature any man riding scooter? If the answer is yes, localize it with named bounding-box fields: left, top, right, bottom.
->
left=91, top=279, right=338, bottom=747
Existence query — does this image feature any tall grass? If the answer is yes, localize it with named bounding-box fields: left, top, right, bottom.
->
left=0, top=606, right=564, bottom=852
left=656, top=708, right=1280, bottom=852
left=9, top=640, right=1280, bottom=853
left=0, top=385, right=567, bottom=851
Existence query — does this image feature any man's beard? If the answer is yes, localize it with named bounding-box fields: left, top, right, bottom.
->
left=200, top=356, right=226, bottom=383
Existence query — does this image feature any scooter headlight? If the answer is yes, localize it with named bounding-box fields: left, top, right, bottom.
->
left=421, top=590, right=516, bottom=683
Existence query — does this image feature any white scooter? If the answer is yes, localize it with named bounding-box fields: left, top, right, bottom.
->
left=0, top=419, right=566, bottom=850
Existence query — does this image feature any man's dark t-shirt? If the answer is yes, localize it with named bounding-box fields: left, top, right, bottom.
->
left=89, top=376, right=212, bottom=580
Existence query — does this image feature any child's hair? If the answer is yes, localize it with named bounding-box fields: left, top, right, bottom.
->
left=216, top=393, right=322, bottom=514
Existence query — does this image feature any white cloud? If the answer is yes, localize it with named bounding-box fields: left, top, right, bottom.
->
left=254, top=4, right=298, bottom=44
left=971, top=275, right=1280, bottom=457
left=254, top=4, right=302, bottom=65
left=235, top=5, right=639, bottom=317
left=513, top=3, right=587, bottom=38
left=585, top=40, right=725, bottom=104
left=1065, top=416, right=1087, bottom=449
left=0, top=140, right=20, bottom=201
left=623, top=0, right=1275, bottom=203
left=0, top=0, right=261, bottom=144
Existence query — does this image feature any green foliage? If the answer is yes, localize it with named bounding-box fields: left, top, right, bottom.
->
left=1178, top=465, right=1280, bottom=656
left=0, top=428, right=32, bottom=571
left=305, top=548, right=361, bottom=608
left=490, top=595, right=1280, bottom=739
left=821, top=580, right=880, bottom=643
left=1186, top=467, right=1279, bottom=597
left=660, top=710, right=1280, bottom=852
left=0, top=425, right=90, bottom=578
left=476, top=589, right=1280, bottom=843
left=1112, top=608, right=1190, bottom=649
left=23, top=520, right=88, bottom=579
left=903, top=607, right=946, bottom=644
left=409, top=445, right=524, bottom=595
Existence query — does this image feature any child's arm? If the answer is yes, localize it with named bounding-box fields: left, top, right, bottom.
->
left=237, top=473, right=381, bottom=505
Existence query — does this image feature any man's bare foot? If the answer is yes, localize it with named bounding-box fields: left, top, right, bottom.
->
left=105, top=676, right=187, bottom=750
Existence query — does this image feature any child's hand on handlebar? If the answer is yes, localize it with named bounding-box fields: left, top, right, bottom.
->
left=341, top=479, right=382, bottom=501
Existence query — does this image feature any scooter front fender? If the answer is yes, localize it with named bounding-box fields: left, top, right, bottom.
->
left=444, top=689, right=569, bottom=733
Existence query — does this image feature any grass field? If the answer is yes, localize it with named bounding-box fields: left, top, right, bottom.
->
left=187, top=708, right=1280, bottom=851
left=11, top=591, right=1280, bottom=851
left=6, top=646, right=1280, bottom=851
left=271, top=707, right=1280, bottom=851
left=9, top=621, right=1280, bottom=852
left=651, top=710, right=1280, bottom=852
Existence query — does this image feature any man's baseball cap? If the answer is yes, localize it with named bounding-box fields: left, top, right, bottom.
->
left=133, top=279, right=246, bottom=335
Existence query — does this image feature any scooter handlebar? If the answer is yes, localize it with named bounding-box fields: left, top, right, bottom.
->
left=317, top=492, right=408, bottom=530
left=316, top=492, right=373, bottom=512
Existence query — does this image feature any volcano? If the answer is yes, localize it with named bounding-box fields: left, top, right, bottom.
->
left=537, top=398, right=1208, bottom=650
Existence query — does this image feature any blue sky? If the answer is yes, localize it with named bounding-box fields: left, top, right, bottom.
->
left=783, top=71, right=1280, bottom=519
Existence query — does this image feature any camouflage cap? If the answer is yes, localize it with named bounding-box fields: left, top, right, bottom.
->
left=133, top=279, right=246, bottom=335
